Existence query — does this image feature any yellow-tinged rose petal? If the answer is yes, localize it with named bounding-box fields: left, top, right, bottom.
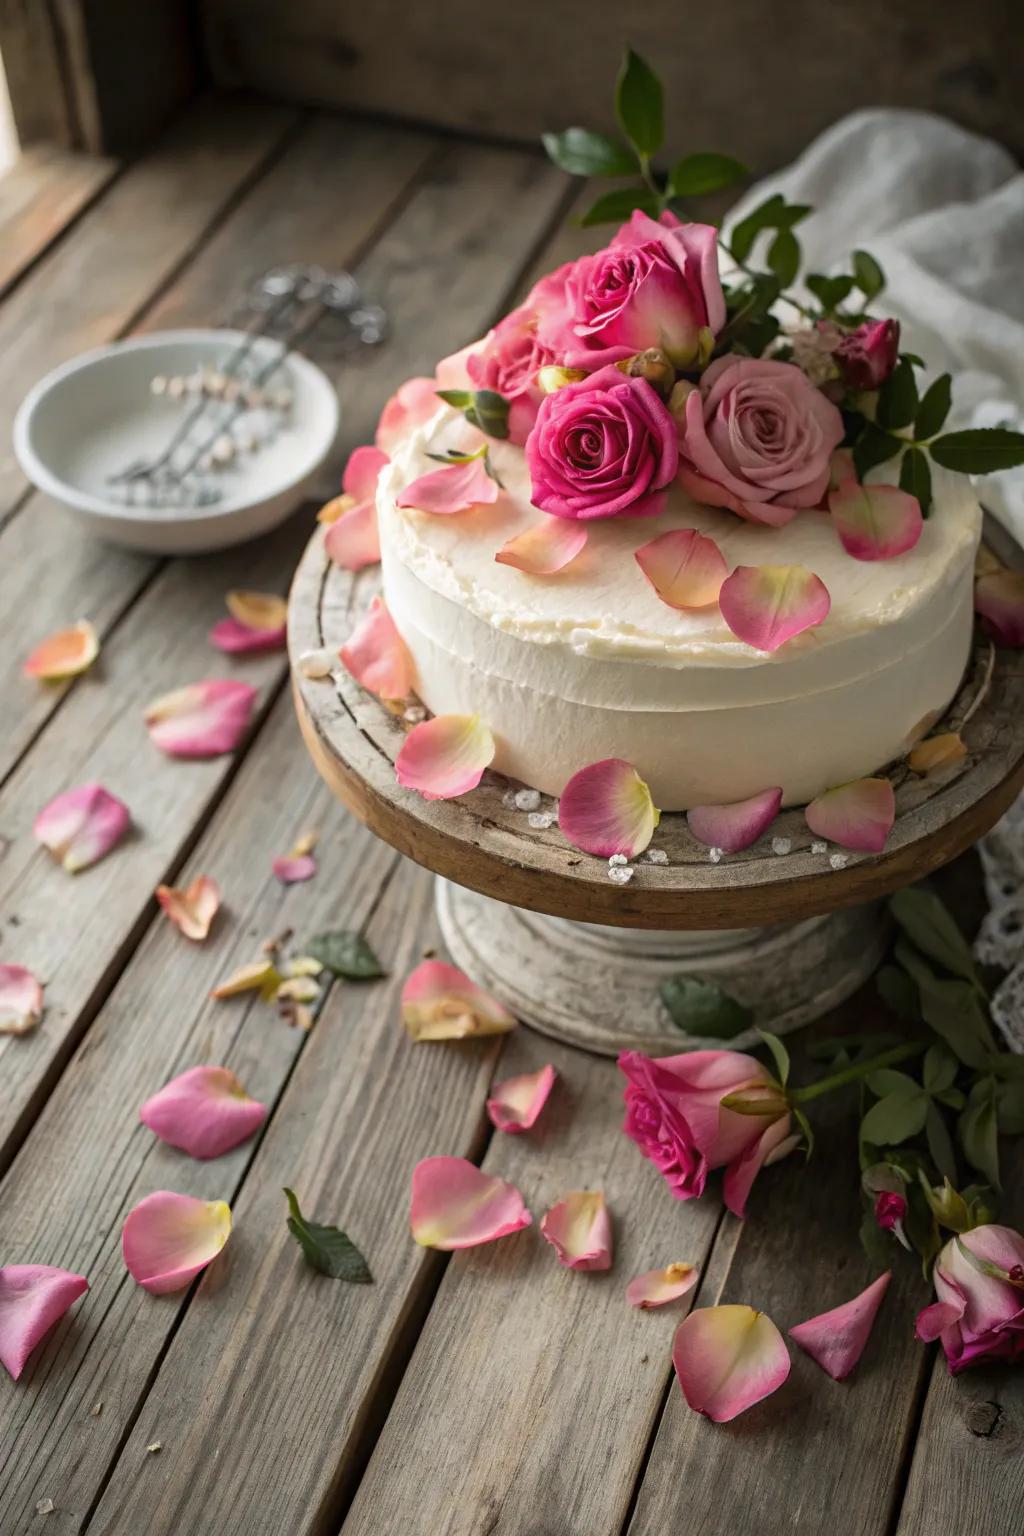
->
left=155, top=875, right=221, bottom=942
left=486, top=1064, right=556, bottom=1133
left=395, top=714, right=495, bottom=800
left=122, top=1191, right=232, bottom=1294
left=626, top=1263, right=699, bottom=1309
left=558, top=758, right=659, bottom=858
left=907, top=733, right=967, bottom=774
left=673, top=1304, right=790, bottom=1421
left=410, top=1156, right=531, bottom=1249
left=23, top=620, right=100, bottom=681
left=0, top=965, right=45, bottom=1036
left=211, top=960, right=283, bottom=1001
left=540, top=1190, right=612, bottom=1271
left=401, top=960, right=516, bottom=1041
left=225, top=590, right=288, bottom=631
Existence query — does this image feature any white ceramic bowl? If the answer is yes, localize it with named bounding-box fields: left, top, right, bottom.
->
left=13, top=329, right=340, bottom=554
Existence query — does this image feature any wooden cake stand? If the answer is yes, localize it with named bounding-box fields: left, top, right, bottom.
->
left=289, top=520, right=1024, bottom=1056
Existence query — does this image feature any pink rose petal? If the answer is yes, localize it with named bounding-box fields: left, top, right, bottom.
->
left=486, top=1063, right=557, bottom=1133
left=209, top=617, right=285, bottom=654
left=540, top=1191, right=613, bottom=1271
left=0, top=1265, right=89, bottom=1381
left=789, top=1271, right=891, bottom=1380
left=395, top=713, right=495, bottom=800
left=723, top=1116, right=800, bottom=1219
left=33, top=783, right=130, bottom=873
left=495, top=518, right=588, bottom=575
left=376, top=376, right=440, bottom=454
left=558, top=758, right=659, bottom=858
left=914, top=1298, right=965, bottom=1342
left=139, top=1066, right=268, bottom=1159
left=344, top=445, right=390, bottom=504
left=678, top=467, right=799, bottom=528
left=626, top=1262, right=699, bottom=1310
left=122, top=1190, right=232, bottom=1294
left=673, top=1304, right=791, bottom=1422
left=686, top=787, right=783, bottom=853
left=719, top=564, right=831, bottom=652
left=410, top=1156, right=532, bottom=1249
left=155, top=875, right=221, bottom=941
left=829, top=482, right=923, bottom=561
left=0, top=964, right=44, bottom=1036
left=144, top=680, right=257, bottom=758
left=975, top=570, right=1024, bottom=646
left=396, top=455, right=498, bottom=516
left=340, top=595, right=414, bottom=700
left=635, top=529, right=728, bottom=609
left=23, top=620, right=100, bottom=681
left=323, top=497, right=381, bottom=571
left=805, top=777, right=895, bottom=852
left=435, top=343, right=476, bottom=392
left=829, top=449, right=857, bottom=491
left=401, top=958, right=516, bottom=1041
left=271, top=853, right=317, bottom=884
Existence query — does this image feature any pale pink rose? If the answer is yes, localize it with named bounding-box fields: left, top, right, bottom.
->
left=834, top=318, right=900, bottom=391
left=536, top=211, right=725, bottom=370
left=525, top=365, right=678, bottom=521
left=915, top=1223, right=1024, bottom=1374
left=679, top=354, right=845, bottom=521
left=467, top=304, right=555, bottom=445
left=618, top=1048, right=794, bottom=1217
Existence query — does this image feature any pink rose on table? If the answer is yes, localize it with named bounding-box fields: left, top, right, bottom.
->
left=678, top=355, right=845, bottom=527
left=834, top=318, right=900, bottom=392
left=618, top=1048, right=796, bottom=1218
left=915, top=1223, right=1024, bottom=1374
left=536, top=210, right=726, bottom=370
left=526, top=364, right=678, bottom=520
left=466, top=304, right=555, bottom=445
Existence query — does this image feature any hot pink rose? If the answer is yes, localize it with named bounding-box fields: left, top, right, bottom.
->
left=526, top=365, right=678, bottom=520
left=915, top=1223, right=1024, bottom=1374
left=678, top=354, right=845, bottom=526
left=874, top=1191, right=908, bottom=1233
left=536, top=210, right=725, bottom=370
left=834, top=318, right=900, bottom=392
left=618, top=1048, right=795, bottom=1218
left=466, top=304, right=555, bottom=446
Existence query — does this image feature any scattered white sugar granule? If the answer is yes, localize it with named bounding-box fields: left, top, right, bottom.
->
left=298, top=647, right=333, bottom=679
left=514, top=788, right=541, bottom=812
left=502, top=788, right=519, bottom=809
left=829, top=852, right=849, bottom=870
left=708, top=846, right=724, bottom=864
left=36, top=1499, right=55, bottom=1516
left=645, top=847, right=669, bottom=864
left=608, top=853, right=628, bottom=867
left=771, top=837, right=792, bottom=856
left=608, top=864, right=634, bottom=885
left=528, top=811, right=555, bottom=829
left=402, top=704, right=426, bottom=724
left=811, top=840, right=828, bottom=854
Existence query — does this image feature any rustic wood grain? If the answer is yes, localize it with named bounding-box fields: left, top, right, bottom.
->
left=0, top=0, right=76, bottom=147
left=0, top=145, right=117, bottom=299
left=340, top=1031, right=723, bottom=1536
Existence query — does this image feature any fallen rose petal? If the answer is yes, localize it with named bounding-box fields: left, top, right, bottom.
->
left=401, top=959, right=516, bottom=1041
left=789, top=1271, right=891, bottom=1380
left=340, top=595, right=414, bottom=700
left=907, top=733, right=967, bottom=773
left=495, top=518, right=588, bottom=575
left=829, top=482, right=923, bottom=561
left=828, top=449, right=857, bottom=491
left=140, top=1066, right=268, bottom=1159
left=155, top=875, right=221, bottom=942
left=686, top=787, right=783, bottom=853
left=673, top=1304, right=791, bottom=1422
left=323, top=497, right=381, bottom=570
left=805, top=778, right=895, bottom=852
left=410, top=1156, right=531, bottom=1249
left=145, top=680, right=257, bottom=758
left=376, top=376, right=440, bottom=454
left=635, top=529, right=728, bottom=610
left=344, top=444, right=390, bottom=504
left=0, top=1266, right=89, bottom=1381
left=719, top=564, right=831, bottom=652
left=486, top=1063, right=557, bottom=1132
left=396, top=455, right=498, bottom=516
left=627, top=1262, right=699, bottom=1309
left=211, top=960, right=282, bottom=1001
left=395, top=713, right=495, bottom=799
left=975, top=570, right=1024, bottom=646
left=23, top=620, right=99, bottom=681
left=271, top=852, right=317, bottom=884
left=33, top=783, right=130, bottom=873
left=122, top=1191, right=232, bottom=1294
left=559, top=758, right=659, bottom=858
left=0, top=964, right=44, bottom=1036
left=678, top=467, right=798, bottom=528
left=541, top=1191, right=613, bottom=1271
left=226, top=590, right=288, bottom=632
left=209, top=617, right=285, bottom=654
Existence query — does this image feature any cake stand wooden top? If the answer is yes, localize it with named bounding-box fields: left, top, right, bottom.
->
left=289, top=522, right=1024, bottom=931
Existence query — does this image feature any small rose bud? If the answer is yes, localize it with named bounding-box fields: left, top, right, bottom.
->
left=874, top=1191, right=908, bottom=1232
left=695, top=326, right=715, bottom=368
left=620, top=347, right=677, bottom=399
left=668, top=378, right=698, bottom=426
left=834, top=318, right=900, bottom=391
left=537, top=364, right=588, bottom=395
left=920, top=1176, right=971, bottom=1234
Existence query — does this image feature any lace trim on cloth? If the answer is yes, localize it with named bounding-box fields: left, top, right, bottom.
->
left=975, top=792, right=1024, bottom=1051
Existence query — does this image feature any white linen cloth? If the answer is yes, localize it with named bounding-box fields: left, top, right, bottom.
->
left=726, top=109, right=1024, bottom=539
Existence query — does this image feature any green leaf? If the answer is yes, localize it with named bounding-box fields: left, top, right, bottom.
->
left=899, top=445, right=932, bottom=517
left=996, top=1077, right=1024, bottom=1135
left=767, top=229, right=800, bottom=287
left=728, top=194, right=786, bottom=263
left=660, top=975, right=753, bottom=1038
left=860, top=1087, right=928, bottom=1145
left=435, top=388, right=472, bottom=409
left=579, top=186, right=661, bottom=227
left=914, top=373, right=952, bottom=441
left=302, top=930, right=385, bottom=981
left=283, top=1189, right=373, bottom=1282
left=541, top=127, right=637, bottom=177
left=895, top=944, right=992, bottom=1068
left=757, top=1028, right=790, bottom=1086
left=925, top=1103, right=958, bottom=1183
left=806, top=273, right=855, bottom=312
left=958, top=1079, right=1000, bottom=1188
left=465, top=389, right=510, bottom=440
left=876, top=356, right=919, bottom=430
left=669, top=151, right=748, bottom=197
left=876, top=965, right=920, bottom=1023
left=923, top=1042, right=959, bottom=1094
left=867, top=1068, right=921, bottom=1097
left=929, top=427, right=1024, bottom=475
left=807, top=1031, right=901, bottom=1062
left=615, top=49, right=663, bottom=157
left=853, top=422, right=901, bottom=479
left=852, top=249, right=885, bottom=300
left=888, top=886, right=978, bottom=985
left=792, top=1104, right=815, bottom=1160
left=989, top=1051, right=1024, bottom=1081
left=904, top=1182, right=942, bottom=1269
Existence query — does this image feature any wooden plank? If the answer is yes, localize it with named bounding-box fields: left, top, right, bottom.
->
left=0, top=145, right=117, bottom=299
left=0, top=0, right=75, bottom=147
left=340, top=1034, right=722, bottom=1536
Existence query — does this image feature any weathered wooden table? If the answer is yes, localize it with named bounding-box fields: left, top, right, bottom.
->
left=0, top=96, right=1020, bottom=1536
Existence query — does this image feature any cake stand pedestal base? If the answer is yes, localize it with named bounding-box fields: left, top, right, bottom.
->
left=435, top=878, right=888, bottom=1057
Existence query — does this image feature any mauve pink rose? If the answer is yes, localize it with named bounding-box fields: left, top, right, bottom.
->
left=526, top=364, right=678, bottom=520
left=679, top=354, right=845, bottom=526
left=618, top=1049, right=795, bottom=1218
left=834, top=318, right=900, bottom=391
left=536, top=210, right=726, bottom=370
left=915, top=1223, right=1024, bottom=1374
left=467, top=304, right=555, bottom=446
